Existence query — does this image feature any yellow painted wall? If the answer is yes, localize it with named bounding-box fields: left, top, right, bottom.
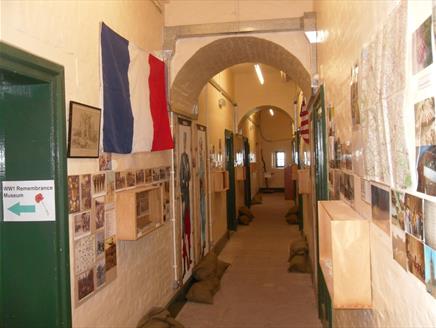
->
left=315, top=0, right=436, bottom=326
left=1, top=1, right=174, bottom=327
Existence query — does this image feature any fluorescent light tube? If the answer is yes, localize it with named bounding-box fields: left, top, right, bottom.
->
left=254, top=64, right=264, bottom=85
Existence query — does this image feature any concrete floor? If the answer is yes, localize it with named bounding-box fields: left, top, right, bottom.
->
left=177, top=193, right=321, bottom=328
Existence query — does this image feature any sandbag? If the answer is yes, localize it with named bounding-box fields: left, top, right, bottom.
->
left=288, top=254, right=310, bottom=273
left=286, top=214, right=298, bottom=225
left=186, top=280, right=215, bottom=304
left=239, top=215, right=250, bottom=225
left=137, top=307, right=185, bottom=328
left=193, top=252, right=218, bottom=281
left=251, top=193, right=262, bottom=204
left=286, top=205, right=299, bottom=216
left=288, top=239, right=308, bottom=261
left=216, top=259, right=230, bottom=279
left=238, top=206, right=254, bottom=219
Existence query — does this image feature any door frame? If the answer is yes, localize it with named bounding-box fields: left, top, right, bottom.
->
left=0, top=42, right=71, bottom=326
left=225, top=129, right=237, bottom=231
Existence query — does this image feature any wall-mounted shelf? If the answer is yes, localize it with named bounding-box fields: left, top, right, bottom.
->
left=116, top=185, right=163, bottom=240
left=318, top=200, right=372, bottom=309
left=212, top=170, right=229, bottom=192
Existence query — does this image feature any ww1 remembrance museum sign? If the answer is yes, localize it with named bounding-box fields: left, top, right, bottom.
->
left=2, top=180, right=56, bottom=222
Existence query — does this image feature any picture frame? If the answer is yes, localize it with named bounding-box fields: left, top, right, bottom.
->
left=68, top=101, right=101, bottom=158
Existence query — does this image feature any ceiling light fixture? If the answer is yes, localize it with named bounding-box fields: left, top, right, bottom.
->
left=254, top=64, right=264, bottom=85
left=304, top=30, right=328, bottom=44
left=269, top=108, right=274, bottom=116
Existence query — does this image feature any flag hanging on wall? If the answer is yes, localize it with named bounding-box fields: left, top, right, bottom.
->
left=100, top=23, right=173, bottom=154
left=300, top=99, right=310, bottom=144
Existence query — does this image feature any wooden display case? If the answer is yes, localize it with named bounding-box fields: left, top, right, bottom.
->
left=212, top=170, right=229, bottom=192
left=318, top=200, right=372, bottom=309
left=116, top=185, right=163, bottom=240
left=297, top=168, right=311, bottom=194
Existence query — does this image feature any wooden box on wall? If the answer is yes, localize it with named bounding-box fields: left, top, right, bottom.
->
left=116, top=185, right=163, bottom=240
left=318, top=200, right=372, bottom=309
left=297, top=168, right=311, bottom=194
left=212, top=170, right=229, bottom=192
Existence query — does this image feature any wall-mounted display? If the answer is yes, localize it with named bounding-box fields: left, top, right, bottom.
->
left=417, top=145, right=436, bottom=196
left=371, top=184, right=390, bottom=235
left=106, top=172, right=115, bottom=204
left=145, top=169, right=152, bottom=183
left=406, top=233, right=425, bottom=283
left=424, top=245, right=436, bottom=298
left=424, top=200, right=436, bottom=249
left=92, top=173, right=106, bottom=196
left=99, top=152, right=112, bottom=171
left=391, top=190, right=406, bottom=230
left=68, top=101, right=101, bottom=158
left=412, top=16, right=433, bottom=75
left=414, top=97, right=435, bottom=147
left=126, top=171, right=136, bottom=187
left=73, top=211, right=91, bottom=240
left=404, top=193, right=424, bottom=241
left=136, top=169, right=145, bottom=185
left=115, top=171, right=126, bottom=190
left=94, top=197, right=105, bottom=230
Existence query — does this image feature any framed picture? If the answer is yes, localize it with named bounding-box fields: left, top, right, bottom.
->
left=68, top=101, right=101, bottom=158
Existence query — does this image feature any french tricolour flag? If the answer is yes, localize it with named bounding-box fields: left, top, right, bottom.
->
left=101, top=23, right=173, bottom=153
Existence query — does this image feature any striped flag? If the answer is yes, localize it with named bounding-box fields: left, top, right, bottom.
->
left=101, top=23, right=173, bottom=154
left=300, top=99, right=309, bottom=144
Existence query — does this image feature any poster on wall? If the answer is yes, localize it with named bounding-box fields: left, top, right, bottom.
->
left=424, top=245, right=436, bottom=297
left=176, top=117, right=194, bottom=283
left=416, top=145, right=436, bottom=196
left=404, top=193, right=424, bottom=241
left=196, top=124, right=210, bottom=258
left=412, top=16, right=433, bottom=75
left=371, top=184, right=390, bottom=236
left=392, top=226, right=407, bottom=271
left=406, top=233, right=425, bottom=283
left=424, top=200, right=436, bottom=249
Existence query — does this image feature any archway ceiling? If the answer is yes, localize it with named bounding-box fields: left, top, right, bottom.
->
left=170, top=36, right=311, bottom=118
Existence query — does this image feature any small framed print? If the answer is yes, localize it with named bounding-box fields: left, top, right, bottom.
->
left=68, top=101, right=101, bottom=158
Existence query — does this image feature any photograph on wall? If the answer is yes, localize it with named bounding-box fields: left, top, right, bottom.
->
left=95, top=230, right=105, bottom=258
left=415, top=97, right=435, bottom=147
left=406, top=233, right=425, bottom=283
left=67, top=101, right=101, bottom=158
left=94, top=197, right=105, bottom=230
left=145, top=169, right=152, bottom=183
left=73, top=211, right=91, bottom=240
left=152, top=168, right=160, bottom=182
left=92, top=173, right=106, bottom=196
left=115, top=171, right=126, bottom=190
left=412, top=16, right=433, bottom=74
left=136, top=169, right=145, bottom=185
left=196, top=124, right=209, bottom=257
left=361, top=179, right=371, bottom=204
left=333, top=170, right=341, bottom=199
left=106, top=172, right=115, bottom=204
left=425, top=245, right=436, bottom=297
left=391, top=190, right=406, bottom=230
left=68, top=175, right=80, bottom=213
left=80, top=174, right=92, bottom=211
left=74, top=234, right=95, bottom=275
left=126, top=171, right=136, bottom=188
left=105, top=207, right=116, bottom=239
left=417, top=145, right=436, bottom=196
left=371, top=184, right=390, bottom=235
left=424, top=200, right=436, bottom=249
left=340, top=173, right=354, bottom=202
left=105, top=236, right=117, bottom=271
left=95, top=258, right=106, bottom=288
left=350, top=73, right=360, bottom=126
left=177, top=117, right=194, bottom=282
left=404, top=193, right=424, bottom=240
left=392, top=226, right=408, bottom=270
left=99, top=152, right=112, bottom=171
left=77, top=268, right=94, bottom=301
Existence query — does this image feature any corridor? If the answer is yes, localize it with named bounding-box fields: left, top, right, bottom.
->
left=177, top=193, right=321, bottom=328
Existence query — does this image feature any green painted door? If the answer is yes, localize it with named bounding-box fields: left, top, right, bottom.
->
left=311, top=86, right=331, bottom=328
left=225, top=130, right=237, bottom=231
left=243, top=137, right=251, bottom=208
left=0, top=43, right=71, bottom=327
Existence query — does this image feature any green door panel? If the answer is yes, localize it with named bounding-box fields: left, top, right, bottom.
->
left=225, top=130, right=237, bottom=231
left=0, top=43, right=71, bottom=327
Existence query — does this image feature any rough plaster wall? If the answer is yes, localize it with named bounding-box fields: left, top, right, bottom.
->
left=315, top=0, right=436, bottom=326
left=164, top=0, right=314, bottom=26
left=1, top=1, right=175, bottom=327
left=197, top=70, right=235, bottom=244
left=233, top=65, right=301, bottom=125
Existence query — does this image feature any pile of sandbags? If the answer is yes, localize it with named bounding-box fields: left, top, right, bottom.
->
left=285, top=204, right=299, bottom=225
left=137, top=307, right=184, bottom=328
left=288, top=237, right=311, bottom=273
left=238, top=206, right=255, bottom=226
left=186, top=252, right=230, bottom=304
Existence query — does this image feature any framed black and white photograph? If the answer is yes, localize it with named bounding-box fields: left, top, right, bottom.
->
left=68, top=101, right=101, bottom=158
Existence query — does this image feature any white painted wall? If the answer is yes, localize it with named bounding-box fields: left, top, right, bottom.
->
left=1, top=1, right=174, bottom=327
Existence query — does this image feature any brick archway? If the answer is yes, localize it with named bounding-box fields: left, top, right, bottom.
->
left=170, top=36, right=311, bottom=118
